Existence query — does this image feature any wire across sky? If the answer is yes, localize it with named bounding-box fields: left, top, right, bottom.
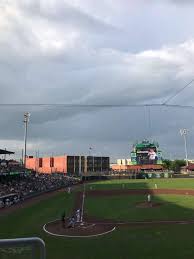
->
left=0, top=103, right=194, bottom=109
left=1, top=76, right=194, bottom=109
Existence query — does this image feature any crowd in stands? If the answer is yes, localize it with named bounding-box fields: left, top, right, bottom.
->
left=0, top=159, right=24, bottom=174
left=0, top=172, right=80, bottom=208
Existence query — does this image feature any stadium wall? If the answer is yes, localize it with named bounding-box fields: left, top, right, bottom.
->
left=111, top=164, right=163, bottom=172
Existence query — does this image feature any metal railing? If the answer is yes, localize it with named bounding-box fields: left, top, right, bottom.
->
left=0, top=237, right=46, bottom=259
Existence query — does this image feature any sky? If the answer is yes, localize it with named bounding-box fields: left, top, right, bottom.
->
left=1, top=0, right=194, bottom=161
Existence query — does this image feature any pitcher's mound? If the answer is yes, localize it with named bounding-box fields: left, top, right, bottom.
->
left=43, top=219, right=115, bottom=237
left=136, top=202, right=163, bottom=208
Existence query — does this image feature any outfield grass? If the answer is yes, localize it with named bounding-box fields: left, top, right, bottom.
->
left=87, top=178, right=194, bottom=190
left=1, top=179, right=194, bottom=259
left=85, top=194, right=194, bottom=221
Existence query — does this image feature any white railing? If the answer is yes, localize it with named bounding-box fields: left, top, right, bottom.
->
left=0, top=237, right=46, bottom=259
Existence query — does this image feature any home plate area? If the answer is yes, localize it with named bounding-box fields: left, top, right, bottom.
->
left=43, top=219, right=116, bottom=237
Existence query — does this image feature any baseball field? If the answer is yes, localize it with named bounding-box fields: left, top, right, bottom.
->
left=1, top=178, right=194, bottom=259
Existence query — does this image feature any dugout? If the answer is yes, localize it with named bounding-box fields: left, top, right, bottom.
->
left=140, top=171, right=173, bottom=179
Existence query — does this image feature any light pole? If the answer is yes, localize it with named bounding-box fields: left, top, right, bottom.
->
left=79, top=155, right=82, bottom=176
left=74, top=155, right=76, bottom=175
left=180, top=129, right=189, bottom=168
left=80, top=156, right=87, bottom=224
left=23, top=112, right=30, bottom=168
left=80, top=182, right=85, bottom=224
left=89, top=147, right=94, bottom=172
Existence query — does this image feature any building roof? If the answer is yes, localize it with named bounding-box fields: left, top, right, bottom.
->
left=134, top=140, right=159, bottom=149
left=187, top=163, right=194, bottom=170
left=0, top=149, right=14, bottom=155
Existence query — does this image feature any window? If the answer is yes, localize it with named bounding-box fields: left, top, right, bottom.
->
left=39, top=158, right=43, bottom=168
left=50, top=157, right=54, bottom=167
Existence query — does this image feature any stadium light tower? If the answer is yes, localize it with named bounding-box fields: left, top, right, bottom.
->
left=89, top=147, right=94, bottom=172
left=180, top=129, right=189, bottom=167
left=23, top=112, right=30, bottom=168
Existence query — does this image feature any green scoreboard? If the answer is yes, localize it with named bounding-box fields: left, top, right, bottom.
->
left=131, top=140, right=163, bottom=165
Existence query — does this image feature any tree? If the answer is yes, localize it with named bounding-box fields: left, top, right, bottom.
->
left=163, top=159, right=172, bottom=170
left=170, top=160, right=186, bottom=172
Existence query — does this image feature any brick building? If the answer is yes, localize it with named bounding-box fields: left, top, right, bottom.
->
left=26, top=155, right=110, bottom=174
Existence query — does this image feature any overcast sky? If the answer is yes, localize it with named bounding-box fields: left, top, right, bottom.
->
left=1, top=0, right=194, bottom=161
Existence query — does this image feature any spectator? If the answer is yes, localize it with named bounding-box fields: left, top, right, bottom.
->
left=0, top=172, right=80, bottom=209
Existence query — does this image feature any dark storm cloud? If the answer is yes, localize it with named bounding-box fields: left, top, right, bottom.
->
left=1, top=105, right=194, bottom=160
left=1, top=0, right=194, bottom=159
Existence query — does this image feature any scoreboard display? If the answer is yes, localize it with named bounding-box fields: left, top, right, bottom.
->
left=136, top=146, right=157, bottom=165
left=131, top=140, right=162, bottom=165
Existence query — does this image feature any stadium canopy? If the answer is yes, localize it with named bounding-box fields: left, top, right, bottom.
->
left=0, top=149, right=14, bottom=155
left=134, top=140, right=159, bottom=149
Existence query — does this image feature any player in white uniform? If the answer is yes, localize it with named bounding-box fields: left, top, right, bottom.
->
left=76, top=209, right=81, bottom=222
left=147, top=194, right=151, bottom=203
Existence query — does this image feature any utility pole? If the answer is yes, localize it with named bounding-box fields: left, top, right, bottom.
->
left=21, top=149, right=24, bottom=166
left=35, top=151, right=37, bottom=172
